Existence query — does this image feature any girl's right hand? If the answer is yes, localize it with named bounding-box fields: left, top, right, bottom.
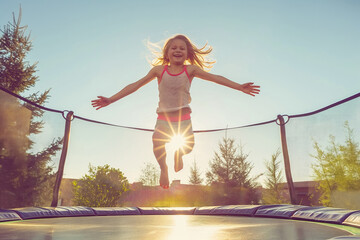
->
left=91, top=96, right=111, bottom=110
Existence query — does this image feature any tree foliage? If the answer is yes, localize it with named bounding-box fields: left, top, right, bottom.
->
left=206, top=136, right=261, bottom=204
left=0, top=9, right=37, bottom=93
left=73, top=164, right=129, bottom=207
left=189, top=159, right=203, bottom=185
left=139, top=162, right=160, bottom=186
left=311, top=122, right=360, bottom=206
left=0, top=9, right=62, bottom=208
left=206, top=137, right=259, bottom=187
left=262, top=149, right=288, bottom=204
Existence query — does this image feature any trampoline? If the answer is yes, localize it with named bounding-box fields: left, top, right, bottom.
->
left=1, top=86, right=360, bottom=240
left=1, top=205, right=360, bottom=240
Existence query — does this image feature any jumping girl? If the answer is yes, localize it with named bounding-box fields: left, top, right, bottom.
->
left=91, top=35, right=260, bottom=189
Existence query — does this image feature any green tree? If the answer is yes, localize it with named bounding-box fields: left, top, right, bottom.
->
left=262, top=149, right=288, bottom=204
left=0, top=9, right=62, bottom=208
left=73, top=164, right=129, bottom=207
left=139, top=162, right=160, bottom=186
left=311, top=122, right=360, bottom=206
left=189, top=159, right=203, bottom=185
left=206, top=136, right=261, bottom=204
left=206, top=137, right=259, bottom=188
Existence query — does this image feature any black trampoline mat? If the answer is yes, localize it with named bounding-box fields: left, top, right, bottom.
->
left=0, top=215, right=355, bottom=240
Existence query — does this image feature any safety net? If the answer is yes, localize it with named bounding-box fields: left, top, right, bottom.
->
left=0, top=86, right=359, bottom=209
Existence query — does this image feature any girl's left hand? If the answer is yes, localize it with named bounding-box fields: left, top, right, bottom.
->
left=91, top=96, right=111, bottom=110
left=241, top=83, right=260, bottom=96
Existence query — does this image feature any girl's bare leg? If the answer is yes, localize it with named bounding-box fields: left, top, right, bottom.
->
left=153, top=132, right=169, bottom=189
left=174, top=134, right=194, bottom=172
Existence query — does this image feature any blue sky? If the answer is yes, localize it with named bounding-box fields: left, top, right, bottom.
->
left=1, top=0, right=359, bottom=184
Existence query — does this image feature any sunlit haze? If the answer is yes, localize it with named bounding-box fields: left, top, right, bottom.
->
left=1, top=0, right=359, bottom=185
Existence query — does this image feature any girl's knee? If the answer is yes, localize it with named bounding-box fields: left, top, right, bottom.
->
left=152, top=140, right=166, bottom=159
left=187, top=136, right=195, bottom=149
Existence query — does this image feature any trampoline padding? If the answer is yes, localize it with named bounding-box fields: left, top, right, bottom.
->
left=12, top=207, right=59, bottom=220
left=0, top=209, right=22, bottom=222
left=45, top=206, right=95, bottom=217
left=194, top=205, right=261, bottom=216
left=92, top=207, right=141, bottom=216
left=291, top=207, right=357, bottom=224
left=255, top=204, right=309, bottom=219
left=327, top=236, right=360, bottom=239
left=138, top=207, right=196, bottom=215
left=12, top=206, right=95, bottom=220
left=192, top=205, right=217, bottom=215
left=343, top=211, right=360, bottom=228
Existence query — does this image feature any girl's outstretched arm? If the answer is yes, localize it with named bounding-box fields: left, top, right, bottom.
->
left=91, top=66, right=162, bottom=110
left=190, top=66, right=260, bottom=96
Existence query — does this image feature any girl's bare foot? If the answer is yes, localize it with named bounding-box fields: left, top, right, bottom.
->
left=174, top=150, right=183, bottom=172
left=160, top=166, right=169, bottom=189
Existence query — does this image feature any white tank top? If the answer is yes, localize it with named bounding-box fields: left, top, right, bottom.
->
left=156, top=65, right=192, bottom=113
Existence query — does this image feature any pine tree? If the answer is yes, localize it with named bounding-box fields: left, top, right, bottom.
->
left=206, top=136, right=259, bottom=188
left=206, top=136, right=261, bottom=204
left=0, top=9, right=62, bottom=208
left=189, top=159, right=203, bottom=185
left=262, top=149, right=288, bottom=204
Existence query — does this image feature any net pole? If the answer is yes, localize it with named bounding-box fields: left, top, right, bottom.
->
left=51, top=111, right=74, bottom=207
left=277, top=115, right=298, bottom=204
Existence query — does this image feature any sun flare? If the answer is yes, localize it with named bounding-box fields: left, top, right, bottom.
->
left=169, top=134, right=186, bottom=150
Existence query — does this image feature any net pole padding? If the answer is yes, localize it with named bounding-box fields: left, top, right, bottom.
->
left=277, top=115, right=298, bottom=205
left=51, top=111, right=74, bottom=207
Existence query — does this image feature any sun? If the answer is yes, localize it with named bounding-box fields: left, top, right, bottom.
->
left=169, top=134, right=186, bottom=150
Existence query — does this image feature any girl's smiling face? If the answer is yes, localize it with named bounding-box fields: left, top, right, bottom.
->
left=166, top=39, right=188, bottom=65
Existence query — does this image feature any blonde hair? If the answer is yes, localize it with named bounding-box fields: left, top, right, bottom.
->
left=149, top=35, right=215, bottom=70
